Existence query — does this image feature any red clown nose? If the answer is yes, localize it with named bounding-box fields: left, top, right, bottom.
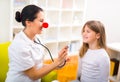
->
left=42, top=22, right=49, bottom=28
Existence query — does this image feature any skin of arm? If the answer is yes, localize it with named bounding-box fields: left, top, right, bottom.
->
left=24, top=46, right=68, bottom=80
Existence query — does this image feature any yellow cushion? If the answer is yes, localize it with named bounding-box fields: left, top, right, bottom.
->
left=44, top=55, right=79, bottom=82
left=41, top=70, right=57, bottom=82
left=0, top=42, right=11, bottom=82
left=57, top=55, right=79, bottom=82
left=43, top=60, right=58, bottom=82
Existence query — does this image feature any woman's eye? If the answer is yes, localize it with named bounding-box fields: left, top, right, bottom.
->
left=40, top=19, right=44, bottom=22
left=40, top=20, right=43, bottom=22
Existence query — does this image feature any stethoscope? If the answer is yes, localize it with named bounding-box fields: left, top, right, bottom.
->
left=34, top=22, right=66, bottom=68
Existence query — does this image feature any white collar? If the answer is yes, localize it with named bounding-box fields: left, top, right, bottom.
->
left=19, top=31, right=34, bottom=44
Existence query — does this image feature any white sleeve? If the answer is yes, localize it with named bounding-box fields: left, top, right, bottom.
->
left=10, top=45, right=35, bottom=72
left=99, top=54, right=110, bottom=82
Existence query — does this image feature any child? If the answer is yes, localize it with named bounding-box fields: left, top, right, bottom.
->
left=77, top=20, right=110, bottom=82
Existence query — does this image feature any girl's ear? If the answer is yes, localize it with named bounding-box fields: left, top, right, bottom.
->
left=96, top=33, right=100, bottom=39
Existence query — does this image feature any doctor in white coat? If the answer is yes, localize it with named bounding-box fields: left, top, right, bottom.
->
left=6, top=4, right=68, bottom=82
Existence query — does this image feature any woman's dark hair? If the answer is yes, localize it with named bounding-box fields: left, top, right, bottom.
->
left=15, top=5, right=43, bottom=26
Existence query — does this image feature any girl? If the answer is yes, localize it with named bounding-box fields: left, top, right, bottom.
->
left=77, top=20, right=110, bottom=82
left=6, top=5, right=68, bottom=82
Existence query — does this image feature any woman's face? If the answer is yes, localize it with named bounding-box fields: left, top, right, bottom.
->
left=82, top=25, right=100, bottom=45
left=29, top=11, right=44, bottom=34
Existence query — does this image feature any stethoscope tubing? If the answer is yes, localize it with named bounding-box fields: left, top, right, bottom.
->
left=34, top=38, right=66, bottom=68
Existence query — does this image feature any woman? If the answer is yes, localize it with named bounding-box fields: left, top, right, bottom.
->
left=6, top=5, right=68, bottom=82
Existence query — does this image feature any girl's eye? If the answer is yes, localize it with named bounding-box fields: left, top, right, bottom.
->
left=83, top=29, right=85, bottom=32
left=87, top=30, right=89, bottom=33
left=86, top=30, right=91, bottom=33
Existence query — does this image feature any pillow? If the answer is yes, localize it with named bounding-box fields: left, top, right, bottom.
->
left=41, top=70, right=57, bottom=82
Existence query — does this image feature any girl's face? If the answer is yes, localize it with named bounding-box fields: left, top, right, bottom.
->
left=82, top=25, right=100, bottom=45
left=29, top=11, right=44, bottom=34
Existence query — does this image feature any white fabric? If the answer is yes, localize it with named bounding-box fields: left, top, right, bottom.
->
left=6, top=31, right=44, bottom=82
left=78, top=49, right=110, bottom=82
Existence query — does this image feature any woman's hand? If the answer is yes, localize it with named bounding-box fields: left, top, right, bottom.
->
left=24, top=46, right=69, bottom=80
left=55, top=46, right=69, bottom=68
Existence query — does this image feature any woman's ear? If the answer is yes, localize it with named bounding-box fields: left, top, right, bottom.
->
left=25, top=20, right=31, bottom=26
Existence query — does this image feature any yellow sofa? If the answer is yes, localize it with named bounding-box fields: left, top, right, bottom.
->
left=0, top=41, right=11, bottom=82
left=0, top=41, right=79, bottom=82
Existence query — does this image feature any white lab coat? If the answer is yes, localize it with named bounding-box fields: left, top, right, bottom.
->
left=6, top=31, right=44, bottom=82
